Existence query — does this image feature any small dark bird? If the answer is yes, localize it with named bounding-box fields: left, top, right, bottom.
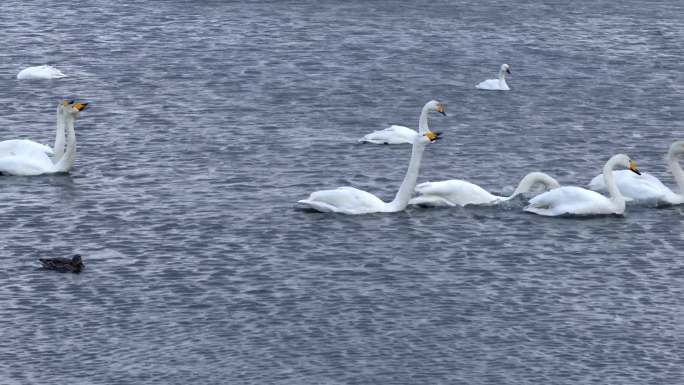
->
left=39, top=254, right=84, bottom=273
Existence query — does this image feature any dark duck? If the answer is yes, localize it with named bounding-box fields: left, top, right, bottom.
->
left=39, top=254, right=84, bottom=273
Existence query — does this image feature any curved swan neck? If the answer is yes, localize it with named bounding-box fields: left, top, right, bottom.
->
left=507, top=172, right=560, bottom=199
left=667, top=147, right=684, bottom=194
left=418, top=104, right=430, bottom=134
left=54, top=113, right=76, bottom=172
left=602, top=156, right=626, bottom=211
left=53, top=106, right=66, bottom=162
left=387, top=140, right=428, bottom=211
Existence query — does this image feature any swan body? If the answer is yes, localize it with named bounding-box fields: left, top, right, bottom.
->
left=17, top=65, right=66, bottom=80
left=299, top=131, right=442, bottom=214
left=359, top=100, right=445, bottom=144
left=588, top=141, right=684, bottom=205
left=0, top=101, right=88, bottom=175
left=0, top=101, right=71, bottom=162
left=476, top=64, right=511, bottom=91
left=410, top=172, right=560, bottom=207
left=525, top=154, right=640, bottom=216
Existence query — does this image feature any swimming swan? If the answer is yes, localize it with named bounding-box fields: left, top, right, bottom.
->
left=588, top=141, right=684, bottom=205
left=0, top=100, right=72, bottom=163
left=358, top=100, right=446, bottom=144
left=299, top=131, right=442, bottom=214
left=17, top=65, right=66, bottom=80
left=524, top=154, right=640, bottom=216
left=409, top=172, right=560, bottom=207
left=0, top=101, right=88, bottom=175
left=476, top=64, right=511, bottom=91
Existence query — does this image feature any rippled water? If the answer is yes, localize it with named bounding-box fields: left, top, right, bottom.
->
left=1, top=1, right=684, bottom=384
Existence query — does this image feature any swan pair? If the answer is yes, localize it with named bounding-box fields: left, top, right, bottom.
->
left=0, top=100, right=88, bottom=175
left=588, top=141, right=684, bottom=205
left=359, top=100, right=446, bottom=144
left=17, top=65, right=66, bottom=80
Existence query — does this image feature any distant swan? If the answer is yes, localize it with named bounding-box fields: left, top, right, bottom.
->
left=525, top=154, right=640, bottom=216
left=299, top=131, right=442, bottom=214
left=0, top=101, right=88, bottom=175
left=358, top=100, right=446, bottom=144
left=588, top=141, right=684, bottom=205
left=17, top=65, right=66, bottom=80
left=476, top=64, right=511, bottom=91
left=0, top=100, right=72, bottom=163
left=410, top=172, right=560, bottom=207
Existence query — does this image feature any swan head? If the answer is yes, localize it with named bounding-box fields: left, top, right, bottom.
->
left=425, top=100, right=446, bottom=116
left=611, top=154, right=641, bottom=175
left=500, top=64, right=511, bottom=75
left=668, top=140, right=684, bottom=156
left=64, top=101, right=88, bottom=117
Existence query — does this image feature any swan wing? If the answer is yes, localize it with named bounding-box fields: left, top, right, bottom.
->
left=526, top=186, right=614, bottom=215
left=0, top=154, right=54, bottom=176
left=414, top=180, right=499, bottom=206
left=298, top=187, right=385, bottom=214
left=588, top=170, right=670, bottom=202
left=358, top=125, right=418, bottom=144
left=0, top=139, right=54, bottom=158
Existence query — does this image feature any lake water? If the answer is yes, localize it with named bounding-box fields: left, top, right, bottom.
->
left=1, top=1, right=684, bottom=384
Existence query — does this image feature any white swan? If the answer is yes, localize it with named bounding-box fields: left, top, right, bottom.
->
left=525, top=154, right=640, bottom=216
left=17, top=65, right=66, bottom=80
left=476, top=64, right=511, bottom=91
left=409, top=172, right=560, bottom=207
left=299, top=131, right=442, bottom=214
left=0, top=101, right=88, bottom=175
left=358, top=100, right=446, bottom=144
left=588, top=141, right=684, bottom=205
left=0, top=100, right=72, bottom=163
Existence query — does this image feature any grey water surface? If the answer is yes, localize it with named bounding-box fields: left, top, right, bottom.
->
left=1, top=1, right=684, bottom=384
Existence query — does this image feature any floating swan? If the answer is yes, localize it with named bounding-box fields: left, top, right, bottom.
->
left=0, top=101, right=88, bottom=175
left=17, top=65, right=66, bottom=80
left=358, top=100, right=446, bottom=144
left=39, top=254, right=84, bottom=273
left=525, top=154, right=640, bottom=216
left=409, top=172, right=560, bottom=207
left=476, top=64, right=511, bottom=91
left=0, top=100, right=72, bottom=163
left=299, top=131, right=442, bottom=214
left=588, top=141, right=684, bottom=205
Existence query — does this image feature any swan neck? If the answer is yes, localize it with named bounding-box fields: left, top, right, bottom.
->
left=602, top=157, right=625, bottom=210
left=53, top=106, right=66, bottom=162
left=54, top=114, right=76, bottom=172
left=418, top=104, right=430, bottom=134
left=388, top=141, right=427, bottom=211
left=508, top=173, right=554, bottom=199
left=667, top=148, right=684, bottom=194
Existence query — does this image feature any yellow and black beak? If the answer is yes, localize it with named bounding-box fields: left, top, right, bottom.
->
left=436, top=103, right=446, bottom=116
left=424, top=131, right=442, bottom=142
left=72, top=102, right=89, bottom=111
left=629, top=159, right=641, bottom=175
